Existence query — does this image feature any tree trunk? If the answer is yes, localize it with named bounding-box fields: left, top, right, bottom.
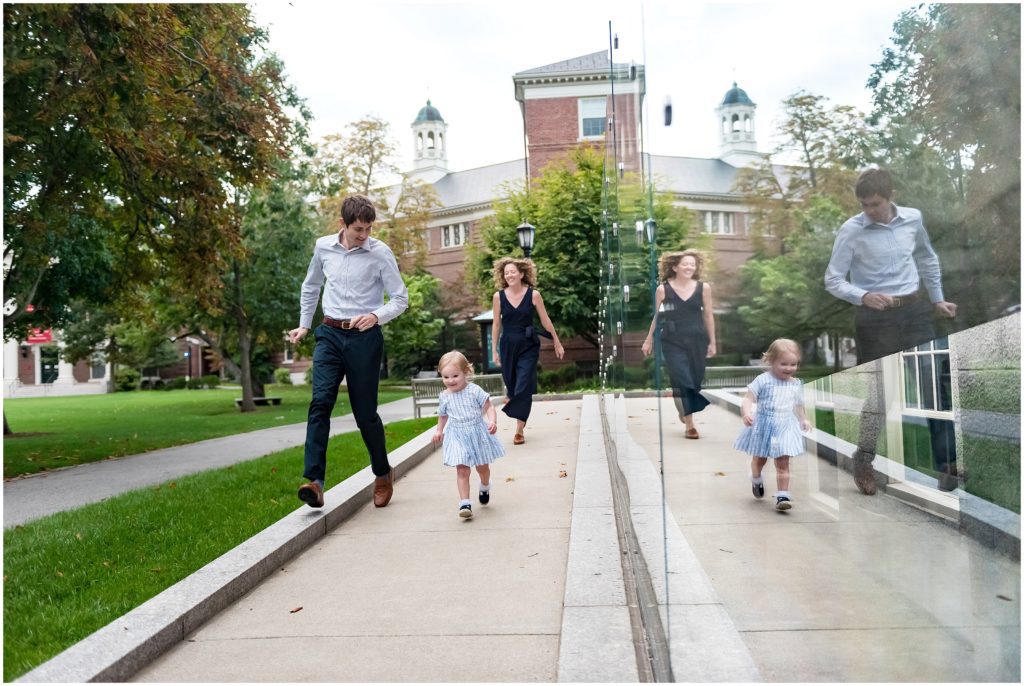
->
left=233, top=261, right=256, bottom=412
left=4, top=411, right=11, bottom=436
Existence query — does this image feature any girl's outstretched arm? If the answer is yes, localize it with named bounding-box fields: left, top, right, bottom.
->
left=482, top=398, right=498, bottom=434
left=741, top=390, right=756, bottom=427
left=795, top=402, right=812, bottom=432
left=433, top=414, right=448, bottom=443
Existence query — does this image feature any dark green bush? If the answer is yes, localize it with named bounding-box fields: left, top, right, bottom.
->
left=273, top=368, right=293, bottom=385
left=167, top=376, right=187, bottom=390
left=200, top=374, right=220, bottom=388
left=114, top=368, right=141, bottom=392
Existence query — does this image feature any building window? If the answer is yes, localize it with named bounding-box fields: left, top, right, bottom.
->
left=90, top=354, right=105, bottom=380
left=283, top=346, right=294, bottom=364
left=901, top=338, right=952, bottom=415
left=701, top=211, right=735, bottom=235
left=579, top=97, right=607, bottom=139
left=442, top=223, right=468, bottom=248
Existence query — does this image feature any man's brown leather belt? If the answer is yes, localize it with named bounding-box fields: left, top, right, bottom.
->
left=323, top=316, right=354, bottom=330
left=887, top=292, right=920, bottom=309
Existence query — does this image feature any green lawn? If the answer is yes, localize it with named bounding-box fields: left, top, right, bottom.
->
left=2, top=416, right=436, bottom=681
left=2, top=385, right=410, bottom=478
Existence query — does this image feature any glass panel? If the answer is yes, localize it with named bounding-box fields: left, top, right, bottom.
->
left=903, top=354, right=919, bottom=409
left=919, top=354, right=935, bottom=410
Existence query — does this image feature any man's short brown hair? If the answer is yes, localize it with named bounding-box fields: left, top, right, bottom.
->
left=855, top=168, right=894, bottom=200
left=341, top=195, right=376, bottom=226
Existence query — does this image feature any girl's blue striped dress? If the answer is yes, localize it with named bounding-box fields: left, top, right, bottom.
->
left=733, top=371, right=805, bottom=458
left=439, top=382, right=506, bottom=467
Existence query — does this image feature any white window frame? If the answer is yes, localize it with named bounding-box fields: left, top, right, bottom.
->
left=579, top=97, right=607, bottom=139
left=702, top=210, right=735, bottom=235
left=442, top=223, right=468, bottom=248
left=283, top=346, right=294, bottom=364
left=899, top=338, right=953, bottom=420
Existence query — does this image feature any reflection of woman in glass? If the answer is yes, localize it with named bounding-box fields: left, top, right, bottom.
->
left=491, top=257, right=565, bottom=445
left=642, top=250, right=717, bottom=438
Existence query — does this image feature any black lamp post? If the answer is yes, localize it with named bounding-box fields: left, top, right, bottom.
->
left=517, top=221, right=536, bottom=258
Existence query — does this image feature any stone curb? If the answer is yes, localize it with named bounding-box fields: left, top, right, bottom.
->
left=16, top=429, right=438, bottom=683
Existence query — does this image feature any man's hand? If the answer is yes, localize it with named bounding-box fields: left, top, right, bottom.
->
left=287, top=327, right=309, bottom=345
left=861, top=292, right=893, bottom=310
left=350, top=313, right=379, bottom=331
left=933, top=301, right=957, bottom=318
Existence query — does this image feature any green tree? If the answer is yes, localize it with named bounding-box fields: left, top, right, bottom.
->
left=382, top=273, right=447, bottom=377
left=868, top=4, right=1021, bottom=324
left=178, top=160, right=321, bottom=409
left=3, top=4, right=297, bottom=343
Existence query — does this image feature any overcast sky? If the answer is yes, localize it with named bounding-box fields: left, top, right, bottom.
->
left=249, top=0, right=914, bottom=173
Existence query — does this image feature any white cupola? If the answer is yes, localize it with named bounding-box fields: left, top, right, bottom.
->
left=715, top=82, right=762, bottom=168
left=409, top=99, right=449, bottom=183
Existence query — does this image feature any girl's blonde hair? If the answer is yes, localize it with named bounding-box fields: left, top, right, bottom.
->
left=658, top=249, right=705, bottom=282
left=761, top=338, right=801, bottom=365
left=492, top=257, right=537, bottom=290
left=437, top=350, right=473, bottom=377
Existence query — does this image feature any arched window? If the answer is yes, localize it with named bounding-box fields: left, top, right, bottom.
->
left=427, top=132, right=435, bottom=149
left=416, top=133, right=423, bottom=152
left=722, top=117, right=728, bottom=136
left=438, top=132, right=444, bottom=151
left=731, top=114, right=741, bottom=132
left=744, top=115, right=752, bottom=133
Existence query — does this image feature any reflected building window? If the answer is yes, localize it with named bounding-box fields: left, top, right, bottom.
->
left=579, top=97, right=607, bottom=138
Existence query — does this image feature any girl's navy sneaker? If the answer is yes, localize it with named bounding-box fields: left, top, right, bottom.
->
left=775, top=495, right=792, bottom=511
left=752, top=481, right=765, bottom=498
left=479, top=488, right=490, bottom=505
left=459, top=503, right=473, bottom=519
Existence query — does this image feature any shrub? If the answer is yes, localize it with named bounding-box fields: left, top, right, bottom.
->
left=167, top=376, right=188, bottom=390
left=200, top=374, right=220, bottom=388
left=186, top=377, right=204, bottom=390
left=304, top=365, right=314, bottom=385
left=114, top=368, right=141, bottom=392
left=151, top=378, right=166, bottom=390
left=273, top=368, right=293, bottom=385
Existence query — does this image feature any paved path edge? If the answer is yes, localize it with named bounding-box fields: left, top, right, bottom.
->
left=15, top=429, right=438, bottom=683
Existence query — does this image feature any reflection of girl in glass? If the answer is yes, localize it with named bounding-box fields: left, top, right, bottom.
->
left=490, top=258, right=565, bottom=446
left=734, top=339, right=812, bottom=511
left=641, top=250, right=717, bottom=438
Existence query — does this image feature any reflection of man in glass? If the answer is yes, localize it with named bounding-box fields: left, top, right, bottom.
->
left=824, top=168, right=957, bottom=494
left=825, top=168, right=957, bottom=364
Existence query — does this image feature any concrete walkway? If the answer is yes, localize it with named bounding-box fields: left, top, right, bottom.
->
left=3, top=397, right=417, bottom=528
left=130, top=399, right=585, bottom=682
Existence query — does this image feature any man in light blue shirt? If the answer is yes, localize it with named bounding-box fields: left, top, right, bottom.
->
left=825, top=168, right=957, bottom=363
left=288, top=195, right=408, bottom=509
left=824, top=168, right=957, bottom=495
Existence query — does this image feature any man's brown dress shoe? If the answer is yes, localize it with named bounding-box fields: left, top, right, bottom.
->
left=513, top=433, right=525, bottom=445
left=373, top=468, right=394, bottom=507
left=298, top=481, right=324, bottom=508
left=685, top=428, right=700, bottom=439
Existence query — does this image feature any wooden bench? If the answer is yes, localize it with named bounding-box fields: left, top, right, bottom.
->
left=234, top=396, right=282, bottom=408
left=410, top=373, right=506, bottom=419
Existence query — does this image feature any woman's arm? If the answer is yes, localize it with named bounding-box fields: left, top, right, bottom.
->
left=641, top=285, right=666, bottom=357
left=703, top=282, right=717, bottom=357
left=533, top=290, right=565, bottom=359
left=491, top=291, right=502, bottom=367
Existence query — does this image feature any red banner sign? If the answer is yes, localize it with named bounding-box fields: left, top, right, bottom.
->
left=26, top=328, right=52, bottom=344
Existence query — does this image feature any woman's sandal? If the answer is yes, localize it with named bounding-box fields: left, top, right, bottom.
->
left=513, top=433, right=525, bottom=445
left=685, top=428, right=700, bottom=439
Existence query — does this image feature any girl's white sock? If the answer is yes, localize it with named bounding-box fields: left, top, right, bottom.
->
left=460, top=498, right=471, bottom=507
left=776, top=490, right=790, bottom=498
left=480, top=483, right=491, bottom=492
left=750, top=475, right=764, bottom=485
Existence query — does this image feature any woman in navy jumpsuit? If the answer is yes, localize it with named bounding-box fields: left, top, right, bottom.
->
left=491, top=258, right=564, bottom=445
